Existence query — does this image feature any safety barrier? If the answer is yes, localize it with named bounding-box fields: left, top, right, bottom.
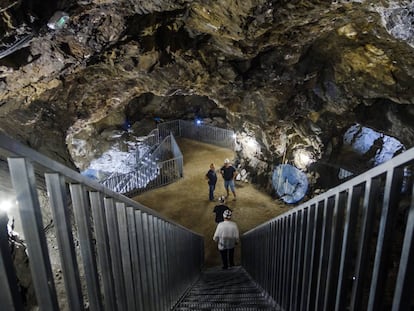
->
left=102, top=120, right=232, bottom=196
left=242, top=147, right=414, bottom=311
left=158, top=119, right=235, bottom=149
left=127, top=134, right=183, bottom=196
left=0, top=133, right=203, bottom=311
left=102, top=133, right=183, bottom=196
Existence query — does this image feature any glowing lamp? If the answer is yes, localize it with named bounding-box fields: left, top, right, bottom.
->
left=0, top=200, right=12, bottom=213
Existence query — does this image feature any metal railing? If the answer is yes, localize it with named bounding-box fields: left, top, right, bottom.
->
left=0, top=132, right=203, bottom=311
left=241, top=147, right=414, bottom=311
left=102, top=129, right=160, bottom=185
left=102, top=119, right=232, bottom=196
left=126, top=134, right=183, bottom=196
left=158, top=119, right=235, bottom=149
left=135, top=128, right=160, bottom=163
left=102, top=133, right=183, bottom=196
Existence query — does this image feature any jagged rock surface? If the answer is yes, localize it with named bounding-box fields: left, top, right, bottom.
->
left=1, top=0, right=414, bottom=191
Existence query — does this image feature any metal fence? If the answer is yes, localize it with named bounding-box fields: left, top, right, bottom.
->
left=102, top=133, right=183, bottom=196
left=242, top=147, right=414, bottom=311
left=126, top=134, right=183, bottom=197
left=103, top=119, right=231, bottom=196
left=0, top=132, right=203, bottom=311
left=158, top=120, right=235, bottom=149
left=134, top=128, right=160, bottom=163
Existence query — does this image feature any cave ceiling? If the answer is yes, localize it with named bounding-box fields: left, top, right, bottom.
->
left=1, top=0, right=414, bottom=190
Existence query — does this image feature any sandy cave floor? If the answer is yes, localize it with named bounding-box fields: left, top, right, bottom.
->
left=133, top=138, right=290, bottom=268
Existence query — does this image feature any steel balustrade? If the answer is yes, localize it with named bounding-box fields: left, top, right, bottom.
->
left=3, top=122, right=414, bottom=310
left=102, top=120, right=234, bottom=196
left=0, top=132, right=203, bottom=311
left=102, top=133, right=183, bottom=196
left=242, top=147, right=414, bottom=311
left=158, top=119, right=235, bottom=149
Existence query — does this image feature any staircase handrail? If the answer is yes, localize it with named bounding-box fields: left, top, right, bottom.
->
left=102, top=120, right=233, bottom=195
left=242, top=146, right=414, bottom=311
left=102, top=133, right=183, bottom=195
left=0, top=132, right=203, bottom=311
left=101, top=129, right=160, bottom=184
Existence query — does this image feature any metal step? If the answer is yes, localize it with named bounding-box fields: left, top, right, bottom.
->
left=173, top=266, right=280, bottom=311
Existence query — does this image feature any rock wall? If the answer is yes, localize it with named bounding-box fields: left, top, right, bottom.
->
left=1, top=0, right=414, bottom=192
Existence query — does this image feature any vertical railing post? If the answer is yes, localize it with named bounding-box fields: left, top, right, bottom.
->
left=315, top=197, right=334, bottom=311
left=116, top=202, right=136, bottom=311
left=8, top=158, right=59, bottom=311
left=367, top=168, right=404, bottom=311
left=274, top=220, right=282, bottom=304
left=69, top=184, right=103, bottom=311
left=290, top=210, right=303, bottom=310
left=104, top=197, right=127, bottom=311
left=269, top=220, right=277, bottom=300
left=141, top=212, right=156, bottom=311
left=295, top=208, right=307, bottom=311
left=306, top=201, right=324, bottom=310
left=282, top=217, right=289, bottom=306
left=45, top=173, right=84, bottom=311
left=349, top=177, right=380, bottom=310
left=89, top=192, right=117, bottom=311
left=135, top=210, right=151, bottom=310
left=335, top=185, right=363, bottom=311
left=290, top=211, right=301, bottom=310
left=323, top=191, right=347, bottom=311
left=148, top=215, right=161, bottom=311
left=126, top=206, right=143, bottom=311
left=300, top=204, right=316, bottom=311
left=285, top=214, right=294, bottom=309
left=392, top=181, right=414, bottom=311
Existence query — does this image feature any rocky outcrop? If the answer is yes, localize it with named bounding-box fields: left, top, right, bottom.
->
left=1, top=0, right=414, bottom=193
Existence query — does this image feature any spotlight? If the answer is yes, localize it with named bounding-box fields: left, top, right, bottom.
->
left=0, top=200, right=12, bottom=213
left=247, top=137, right=257, bottom=148
left=232, top=133, right=237, bottom=139
left=294, top=149, right=314, bottom=169
left=195, top=119, right=202, bottom=125
left=299, top=152, right=311, bottom=165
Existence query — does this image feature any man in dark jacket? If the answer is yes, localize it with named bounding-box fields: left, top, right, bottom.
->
left=206, top=163, right=217, bottom=201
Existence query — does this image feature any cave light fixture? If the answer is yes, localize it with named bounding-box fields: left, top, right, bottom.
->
left=0, top=199, right=13, bottom=213
left=241, top=136, right=260, bottom=155
left=294, top=149, right=314, bottom=169
left=247, top=137, right=257, bottom=148
left=195, top=118, right=202, bottom=125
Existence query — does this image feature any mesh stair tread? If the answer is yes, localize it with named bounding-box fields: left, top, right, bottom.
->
left=174, top=307, right=278, bottom=311
left=173, top=266, right=278, bottom=311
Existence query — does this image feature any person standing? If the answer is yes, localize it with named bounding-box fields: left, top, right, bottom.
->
left=206, top=163, right=217, bottom=201
left=220, top=158, right=237, bottom=201
left=213, top=196, right=231, bottom=223
left=213, top=209, right=239, bottom=269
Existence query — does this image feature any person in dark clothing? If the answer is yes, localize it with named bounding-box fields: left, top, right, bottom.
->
left=213, top=196, right=231, bottom=223
left=206, top=163, right=218, bottom=201
left=220, top=158, right=237, bottom=201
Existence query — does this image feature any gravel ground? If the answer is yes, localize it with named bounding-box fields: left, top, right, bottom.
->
left=134, top=138, right=289, bottom=267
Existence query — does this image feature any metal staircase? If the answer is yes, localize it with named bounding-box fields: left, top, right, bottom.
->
left=173, top=266, right=278, bottom=311
left=102, top=153, right=159, bottom=193
left=3, top=125, right=414, bottom=310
